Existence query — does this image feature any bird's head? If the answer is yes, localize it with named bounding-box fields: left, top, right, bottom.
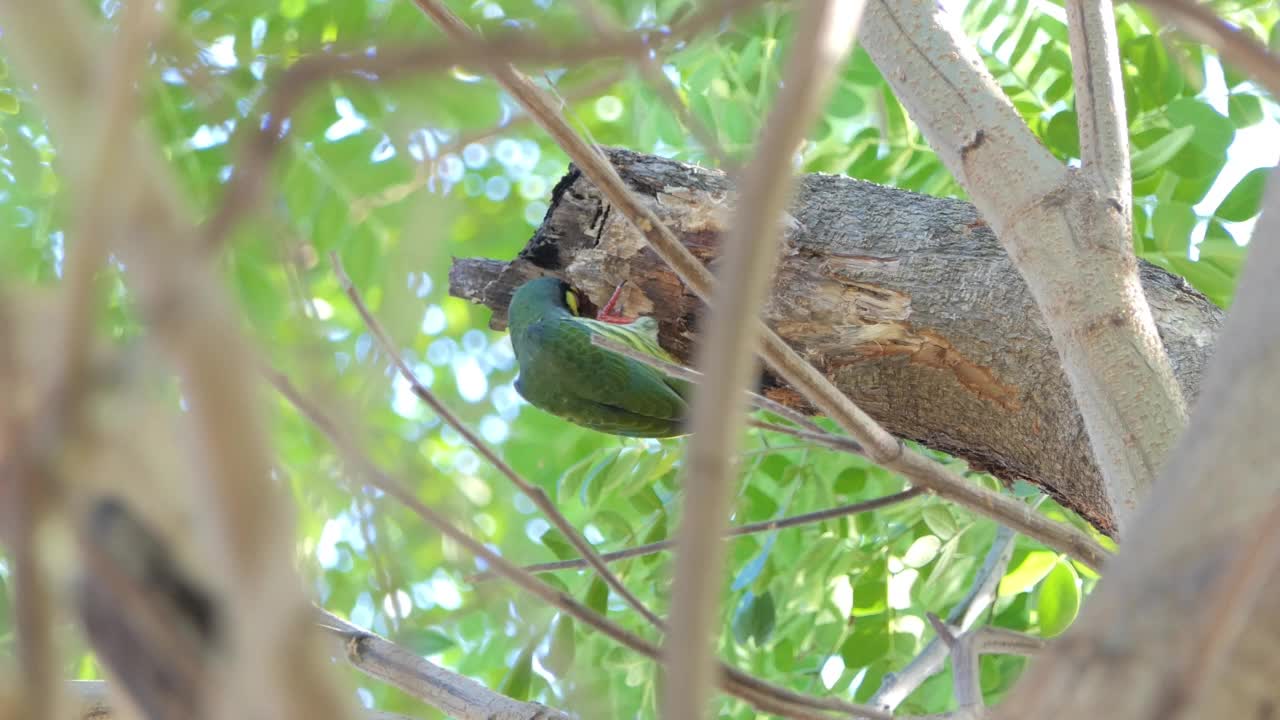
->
left=508, top=276, right=583, bottom=327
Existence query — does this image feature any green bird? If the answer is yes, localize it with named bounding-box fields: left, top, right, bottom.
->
left=507, top=276, right=690, bottom=438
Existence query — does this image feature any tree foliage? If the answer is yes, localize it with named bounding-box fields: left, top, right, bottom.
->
left=0, top=0, right=1275, bottom=717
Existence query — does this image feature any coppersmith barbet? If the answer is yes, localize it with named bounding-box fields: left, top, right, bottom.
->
left=507, top=277, right=690, bottom=438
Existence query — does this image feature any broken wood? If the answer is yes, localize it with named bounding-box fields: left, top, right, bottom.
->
left=449, top=148, right=1222, bottom=535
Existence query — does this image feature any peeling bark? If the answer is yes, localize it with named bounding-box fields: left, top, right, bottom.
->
left=449, top=148, right=1223, bottom=535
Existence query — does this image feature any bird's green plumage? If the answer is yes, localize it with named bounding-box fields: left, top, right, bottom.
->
left=507, top=277, right=690, bottom=438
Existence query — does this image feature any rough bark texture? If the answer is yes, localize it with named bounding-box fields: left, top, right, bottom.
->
left=448, top=148, right=1223, bottom=535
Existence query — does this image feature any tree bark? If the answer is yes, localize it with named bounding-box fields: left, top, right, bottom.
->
left=998, top=168, right=1280, bottom=719
left=448, top=148, right=1223, bottom=535
left=859, top=0, right=1188, bottom=534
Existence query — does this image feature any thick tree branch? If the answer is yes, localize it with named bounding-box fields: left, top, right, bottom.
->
left=450, top=149, right=1221, bottom=537
left=859, top=0, right=1187, bottom=534
left=999, top=168, right=1280, bottom=718
left=411, top=0, right=1106, bottom=575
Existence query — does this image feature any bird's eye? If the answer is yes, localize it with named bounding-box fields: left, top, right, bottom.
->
left=564, top=289, right=580, bottom=315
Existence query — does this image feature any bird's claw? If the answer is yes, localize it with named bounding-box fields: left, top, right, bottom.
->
left=596, top=283, right=636, bottom=325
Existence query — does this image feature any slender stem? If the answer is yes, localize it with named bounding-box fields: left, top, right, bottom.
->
left=1066, top=0, right=1131, bottom=209
left=497, top=488, right=924, bottom=576
left=667, top=2, right=864, bottom=716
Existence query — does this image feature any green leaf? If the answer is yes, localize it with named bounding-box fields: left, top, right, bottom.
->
left=1044, top=110, right=1079, bottom=159
left=732, top=590, right=777, bottom=646
left=998, top=550, right=1058, bottom=596
left=1130, top=126, right=1195, bottom=179
left=1037, top=560, right=1081, bottom=637
left=1215, top=167, right=1269, bottom=222
left=1198, top=220, right=1246, bottom=280
left=828, top=84, right=865, bottom=119
left=499, top=639, right=536, bottom=700
left=773, top=637, right=795, bottom=672
left=1166, top=98, right=1235, bottom=155
left=585, top=577, right=609, bottom=616
left=399, top=628, right=455, bottom=656
left=853, top=556, right=888, bottom=614
left=835, top=467, right=867, bottom=495
left=0, top=92, right=19, bottom=115
left=544, top=616, right=576, bottom=675
left=902, top=535, right=941, bottom=569
left=921, top=505, right=958, bottom=539
left=1151, top=201, right=1197, bottom=257
left=280, top=0, right=308, bottom=20
left=1228, top=93, right=1265, bottom=127
left=539, top=528, right=576, bottom=561
left=840, top=613, right=889, bottom=667
left=556, top=452, right=598, bottom=504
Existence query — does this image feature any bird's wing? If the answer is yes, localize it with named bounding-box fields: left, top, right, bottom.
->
left=528, top=317, right=687, bottom=423
left=577, top=316, right=691, bottom=400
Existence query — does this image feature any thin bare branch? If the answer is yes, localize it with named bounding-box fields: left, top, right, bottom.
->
left=1139, top=0, right=1280, bottom=98
left=669, top=2, right=863, bottom=714
left=330, top=254, right=665, bottom=630
left=1066, top=0, right=1131, bottom=210
left=488, top=488, right=924, bottom=577
left=315, top=610, right=571, bottom=720
left=268, top=370, right=891, bottom=720
left=870, top=526, right=1016, bottom=711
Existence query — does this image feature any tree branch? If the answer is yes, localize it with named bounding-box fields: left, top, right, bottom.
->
left=315, top=611, right=571, bottom=720
left=451, top=149, right=1221, bottom=537
left=999, top=167, right=1280, bottom=718
left=668, top=3, right=862, bottom=714
left=493, top=488, right=924, bottom=577
left=859, top=0, right=1187, bottom=534
left=1066, top=0, right=1131, bottom=211
left=869, top=526, right=1016, bottom=712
